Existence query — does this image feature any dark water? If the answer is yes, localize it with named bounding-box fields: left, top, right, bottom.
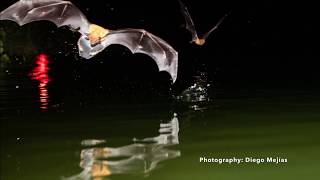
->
left=1, top=54, right=320, bottom=180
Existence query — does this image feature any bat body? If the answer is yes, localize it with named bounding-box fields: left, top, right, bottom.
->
left=178, top=0, right=227, bottom=46
left=0, top=0, right=178, bottom=83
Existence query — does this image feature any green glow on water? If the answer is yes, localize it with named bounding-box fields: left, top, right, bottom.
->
left=1, top=95, right=320, bottom=180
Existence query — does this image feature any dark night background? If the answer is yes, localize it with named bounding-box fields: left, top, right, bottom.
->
left=1, top=1, right=320, bottom=179
left=0, top=0, right=319, bottom=99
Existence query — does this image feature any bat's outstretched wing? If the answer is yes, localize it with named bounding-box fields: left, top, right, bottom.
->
left=0, top=0, right=90, bottom=35
left=78, top=29, right=178, bottom=83
left=178, top=0, right=198, bottom=41
left=202, top=13, right=228, bottom=40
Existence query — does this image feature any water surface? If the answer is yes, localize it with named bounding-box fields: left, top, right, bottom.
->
left=1, top=57, right=320, bottom=180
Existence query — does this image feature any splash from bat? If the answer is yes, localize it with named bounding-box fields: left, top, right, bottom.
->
left=0, top=0, right=178, bottom=82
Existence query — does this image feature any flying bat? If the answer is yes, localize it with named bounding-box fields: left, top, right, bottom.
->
left=178, top=0, right=228, bottom=46
left=0, top=0, right=178, bottom=82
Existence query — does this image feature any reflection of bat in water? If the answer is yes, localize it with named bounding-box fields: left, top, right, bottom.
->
left=178, top=0, right=228, bottom=46
left=0, top=0, right=178, bottom=82
left=64, top=113, right=180, bottom=180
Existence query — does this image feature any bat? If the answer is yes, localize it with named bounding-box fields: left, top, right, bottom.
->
left=0, top=0, right=178, bottom=83
left=78, top=28, right=178, bottom=83
left=178, top=0, right=228, bottom=46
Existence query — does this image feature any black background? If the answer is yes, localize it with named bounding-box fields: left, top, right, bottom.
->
left=0, top=0, right=319, bottom=94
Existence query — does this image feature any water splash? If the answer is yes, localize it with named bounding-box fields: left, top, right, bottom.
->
left=29, top=54, right=51, bottom=111
left=176, top=71, right=212, bottom=111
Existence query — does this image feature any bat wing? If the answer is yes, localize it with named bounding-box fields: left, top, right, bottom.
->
left=202, top=13, right=229, bottom=40
left=78, top=29, right=178, bottom=83
left=0, top=0, right=90, bottom=35
left=178, top=0, right=198, bottom=41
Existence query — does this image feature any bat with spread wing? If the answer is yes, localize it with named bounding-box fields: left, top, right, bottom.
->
left=0, top=0, right=178, bottom=82
left=178, top=0, right=228, bottom=46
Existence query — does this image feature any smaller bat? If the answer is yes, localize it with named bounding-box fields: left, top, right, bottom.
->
left=178, top=0, right=228, bottom=46
left=0, top=0, right=178, bottom=82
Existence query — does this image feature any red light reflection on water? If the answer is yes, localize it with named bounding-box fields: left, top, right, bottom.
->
left=29, top=54, right=51, bottom=110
